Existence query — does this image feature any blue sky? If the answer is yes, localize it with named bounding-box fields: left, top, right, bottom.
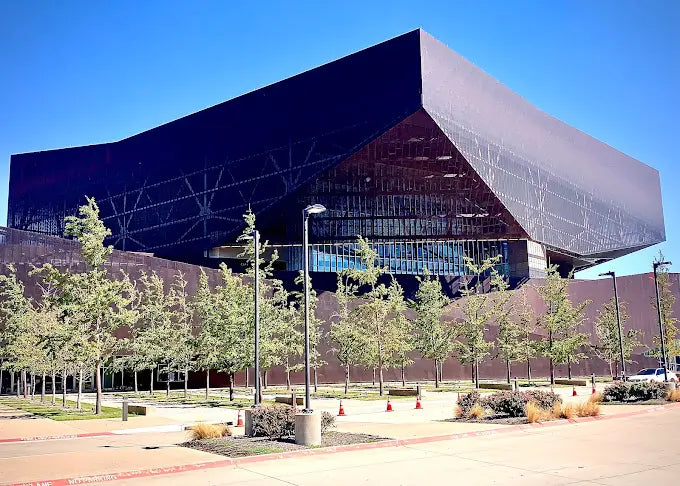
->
left=1, top=1, right=678, bottom=278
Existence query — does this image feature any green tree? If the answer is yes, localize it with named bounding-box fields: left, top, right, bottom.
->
left=411, top=271, right=455, bottom=388
left=168, top=271, right=197, bottom=398
left=34, top=197, right=137, bottom=414
left=593, top=298, right=641, bottom=378
left=330, top=274, right=371, bottom=394
left=455, top=255, right=502, bottom=389
left=337, top=236, right=409, bottom=396
left=512, top=288, right=540, bottom=382
left=536, top=265, right=590, bottom=384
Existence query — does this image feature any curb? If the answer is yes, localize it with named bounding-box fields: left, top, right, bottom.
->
left=0, top=420, right=235, bottom=444
left=4, top=402, right=680, bottom=486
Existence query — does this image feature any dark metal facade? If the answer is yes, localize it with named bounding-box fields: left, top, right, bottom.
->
left=8, top=29, right=665, bottom=275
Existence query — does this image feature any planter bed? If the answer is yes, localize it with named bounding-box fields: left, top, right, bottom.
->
left=181, top=431, right=388, bottom=457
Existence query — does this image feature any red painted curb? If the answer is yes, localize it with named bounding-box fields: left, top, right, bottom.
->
left=0, top=431, right=114, bottom=444
left=5, top=402, right=680, bottom=486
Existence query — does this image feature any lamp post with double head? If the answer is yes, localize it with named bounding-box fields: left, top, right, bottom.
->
left=653, top=260, right=672, bottom=382
left=302, top=204, right=326, bottom=412
left=599, top=271, right=626, bottom=380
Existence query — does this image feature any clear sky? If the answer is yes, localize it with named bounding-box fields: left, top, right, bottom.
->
left=1, top=1, right=678, bottom=279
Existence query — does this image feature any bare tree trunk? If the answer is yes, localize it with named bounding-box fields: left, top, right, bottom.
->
left=471, top=363, right=475, bottom=387
left=229, top=372, right=235, bottom=401
left=549, top=331, right=555, bottom=385
left=22, top=370, right=28, bottom=398
left=285, top=367, right=291, bottom=390
left=567, top=357, right=572, bottom=380
left=150, top=368, right=154, bottom=395
left=609, top=361, right=613, bottom=379
left=401, top=364, right=405, bottom=387
left=134, top=370, right=138, bottom=394
left=434, top=360, right=439, bottom=389
left=372, top=367, right=376, bottom=386
left=314, top=368, right=318, bottom=392
left=16, top=372, right=20, bottom=397
left=10, top=371, right=15, bottom=396
left=184, top=367, right=188, bottom=399
left=51, top=371, right=56, bottom=404
left=0, top=367, right=3, bottom=394
left=31, top=374, right=35, bottom=400
left=111, top=367, right=115, bottom=391
left=344, top=365, right=350, bottom=395
left=166, top=378, right=170, bottom=397
left=527, top=360, right=532, bottom=383
left=506, top=360, right=511, bottom=384
left=121, top=369, right=124, bottom=390
left=205, top=370, right=210, bottom=401
left=440, top=361, right=444, bottom=384
left=62, top=368, right=68, bottom=408
left=77, top=368, right=83, bottom=410
left=258, top=373, right=263, bottom=404
left=245, top=368, right=249, bottom=388
left=95, top=360, right=103, bottom=415
left=474, top=362, right=480, bottom=389
left=41, top=373, right=46, bottom=402
left=263, top=370, right=268, bottom=389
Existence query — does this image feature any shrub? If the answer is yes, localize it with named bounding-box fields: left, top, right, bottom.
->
left=603, top=382, right=630, bottom=402
left=251, top=406, right=296, bottom=439
left=190, top=423, right=231, bottom=440
left=668, top=388, right=680, bottom=402
left=522, top=390, right=561, bottom=410
left=250, top=406, right=336, bottom=440
left=629, top=382, right=666, bottom=401
left=526, top=402, right=550, bottom=423
left=457, top=391, right=482, bottom=416
left=483, top=391, right=527, bottom=418
left=604, top=381, right=667, bottom=402
left=454, top=405, right=463, bottom=418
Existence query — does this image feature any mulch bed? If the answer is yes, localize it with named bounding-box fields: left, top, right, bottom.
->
left=442, top=414, right=528, bottom=425
left=181, top=431, right=388, bottom=458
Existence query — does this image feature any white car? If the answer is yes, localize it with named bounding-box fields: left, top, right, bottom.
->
left=627, top=368, right=678, bottom=383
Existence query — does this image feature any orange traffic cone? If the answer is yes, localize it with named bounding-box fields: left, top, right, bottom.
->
left=338, top=400, right=346, bottom=416
left=386, top=397, right=393, bottom=412
left=591, top=384, right=596, bottom=395
left=236, top=409, right=244, bottom=427
left=572, top=386, right=577, bottom=397
left=415, top=397, right=423, bottom=410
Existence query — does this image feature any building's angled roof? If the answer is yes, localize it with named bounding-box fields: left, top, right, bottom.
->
left=9, top=29, right=664, bottom=264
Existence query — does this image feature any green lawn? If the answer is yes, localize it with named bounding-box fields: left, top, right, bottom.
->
left=0, top=397, right=134, bottom=421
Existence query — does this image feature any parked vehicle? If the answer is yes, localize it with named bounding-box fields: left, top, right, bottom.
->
left=627, top=368, right=678, bottom=383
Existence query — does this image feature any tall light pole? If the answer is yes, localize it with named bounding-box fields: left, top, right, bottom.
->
left=653, top=260, right=672, bottom=382
left=302, top=203, right=326, bottom=412
left=243, top=230, right=261, bottom=406
left=599, top=271, right=626, bottom=380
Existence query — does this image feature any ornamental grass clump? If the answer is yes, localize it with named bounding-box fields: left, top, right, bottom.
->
left=190, top=423, right=231, bottom=440
left=668, top=388, right=680, bottom=402
left=526, top=402, right=551, bottom=423
left=552, top=402, right=576, bottom=419
left=576, top=396, right=601, bottom=417
left=468, top=403, right=486, bottom=419
left=457, top=391, right=482, bottom=417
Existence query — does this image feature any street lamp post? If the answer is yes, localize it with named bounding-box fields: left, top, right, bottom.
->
left=248, top=230, right=261, bottom=406
left=302, top=204, right=326, bottom=412
left=653, top=260, right=672, bottom=382
left=599, top=271, right=626, bottom=380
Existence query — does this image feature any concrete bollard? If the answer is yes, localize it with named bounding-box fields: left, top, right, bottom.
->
left=244, top=408, right=255, bottom=437
left=122, top=397, right=128, bottom=422
left=295, top=411, right=321, bottom=446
